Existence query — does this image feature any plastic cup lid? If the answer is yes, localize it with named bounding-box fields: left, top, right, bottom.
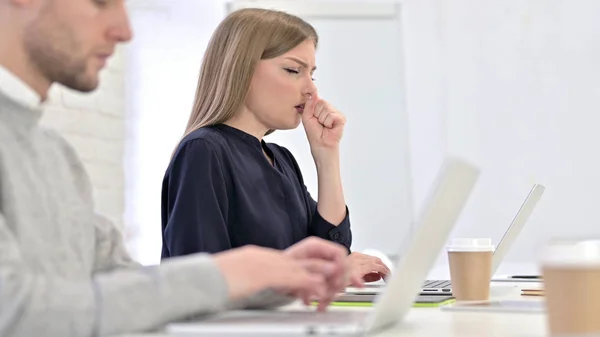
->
left=540, top=239, right=600, bottom=267
left=447, top=238, right=495, bottom=252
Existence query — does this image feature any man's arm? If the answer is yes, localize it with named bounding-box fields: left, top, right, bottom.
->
left=0, top=211, right=230, bottom=337
left=92, top=209, right=295, bottom=313
left=93, top=213, right=140, bottom=271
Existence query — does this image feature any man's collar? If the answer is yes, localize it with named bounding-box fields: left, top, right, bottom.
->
left=0, top=66, right=43, bottom=110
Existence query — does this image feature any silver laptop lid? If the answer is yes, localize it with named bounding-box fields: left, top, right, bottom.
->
left=491, top=184, right=545, bottom=274
left=365, top=157, right=480, bottom=334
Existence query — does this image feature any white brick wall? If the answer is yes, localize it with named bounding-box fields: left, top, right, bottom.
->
left=40, top=48, right=127, bottom=236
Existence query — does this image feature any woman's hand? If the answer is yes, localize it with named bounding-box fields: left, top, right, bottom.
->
left=347, top=252, right=391, bottom=284
left=301, top=92, right=346, bottom=161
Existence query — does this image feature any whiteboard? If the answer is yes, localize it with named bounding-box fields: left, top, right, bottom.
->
left=227, top=1, right=413, bottom=255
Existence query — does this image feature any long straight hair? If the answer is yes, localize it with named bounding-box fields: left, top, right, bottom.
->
left=177, top=8, right=318, bottom=152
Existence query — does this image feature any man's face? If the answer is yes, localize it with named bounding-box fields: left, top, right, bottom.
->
left=23, top=0, right=132, bottom=92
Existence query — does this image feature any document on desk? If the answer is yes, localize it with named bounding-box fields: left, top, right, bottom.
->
left=492, top=275, right=543, bottom=283
left=441, top=300, right=545, bottom=313
left=521, top=288, right=544, bottom=296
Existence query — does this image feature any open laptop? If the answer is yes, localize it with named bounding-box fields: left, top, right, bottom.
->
left=165, top=157, right=480, bottom=336
left=420, top=183, right=545, bottom=295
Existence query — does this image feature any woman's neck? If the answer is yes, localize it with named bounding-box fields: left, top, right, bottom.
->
left=224, top=109, right=269, bottom=142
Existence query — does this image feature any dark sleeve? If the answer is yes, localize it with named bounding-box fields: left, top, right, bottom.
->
left=279, top=146, right=352, bottom=252
left=161, top=139, right=231, bottom=257
left=305, top=191, right=352, bottom=252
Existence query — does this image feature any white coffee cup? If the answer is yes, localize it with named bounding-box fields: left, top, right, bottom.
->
left=541, top=239, right=600, bottom=336
left=447, top=238, right=495, bottom=301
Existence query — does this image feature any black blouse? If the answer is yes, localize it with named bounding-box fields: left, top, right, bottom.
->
left=161, top=124, right=352, bottom=258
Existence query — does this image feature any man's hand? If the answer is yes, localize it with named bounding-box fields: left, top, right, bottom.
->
left=213, top=245, right=328, bottom=302
left=213, top=238, right=360, bottom=310
left=284, top=237, right=363, bottom=310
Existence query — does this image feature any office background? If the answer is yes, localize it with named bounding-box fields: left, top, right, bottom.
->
left=35, top=0, right=600, bottom=273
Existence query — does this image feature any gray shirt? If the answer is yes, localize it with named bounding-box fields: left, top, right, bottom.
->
left=0, top=89, right=290, bottom=337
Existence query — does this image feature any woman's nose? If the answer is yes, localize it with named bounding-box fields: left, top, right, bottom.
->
left=303, top=79, right=317, bottom=97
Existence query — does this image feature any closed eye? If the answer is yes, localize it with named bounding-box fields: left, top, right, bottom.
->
left=94, top=0, right=108, bottom=5
left=285, top=68, right=315, bottom=81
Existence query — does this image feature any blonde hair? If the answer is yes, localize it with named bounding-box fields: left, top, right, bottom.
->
left=180, top=8, right=318, bottom=145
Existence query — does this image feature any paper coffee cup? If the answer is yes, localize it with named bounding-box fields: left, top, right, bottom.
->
left=541, top=239, right=600, bottom=336
left=447, top=238, right=494, bottom=301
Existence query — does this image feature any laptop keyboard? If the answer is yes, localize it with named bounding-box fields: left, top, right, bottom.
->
left=422, top=280, right=451, bottom=291
left=204, top=310, right=369, bottom=324
left=273, top=311, right=369, bottom=324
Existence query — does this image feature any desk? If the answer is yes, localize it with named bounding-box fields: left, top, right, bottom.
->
left=378, top=282, right=546, bottom=337
left=115, top=281, right=547, bottom=337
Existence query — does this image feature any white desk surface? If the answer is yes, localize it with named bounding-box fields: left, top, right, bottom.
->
left=114, top=281, right=547, bottom=337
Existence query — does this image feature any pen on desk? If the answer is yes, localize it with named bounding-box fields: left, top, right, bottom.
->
left=510, top=275, right=541, bottom=279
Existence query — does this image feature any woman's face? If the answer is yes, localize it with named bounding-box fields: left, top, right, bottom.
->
left=244, top=39, right=318, bottom=131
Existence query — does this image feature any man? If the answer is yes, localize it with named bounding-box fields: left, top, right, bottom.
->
left=0, top=0, right=363, bottom=336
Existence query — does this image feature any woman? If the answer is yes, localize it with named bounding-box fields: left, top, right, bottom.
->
left=161, top=8, right=390, bottom=283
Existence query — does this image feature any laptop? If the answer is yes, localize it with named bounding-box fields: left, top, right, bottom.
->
left=165, top=157, right=480, bottom=336
left=420, top=183, right=546, bottom=295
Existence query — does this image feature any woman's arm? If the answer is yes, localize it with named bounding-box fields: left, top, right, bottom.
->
left=314, top=148, right=346, bottom=225
left=299, top=93, right=390, bottom=282
left=162, top=138, right=232, bottom=257
left=279, top=145, right=352, bottom=251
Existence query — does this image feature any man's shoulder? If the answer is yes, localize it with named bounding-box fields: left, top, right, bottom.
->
left=40, top=127, right=82, bottom=163
left=0, top=121, right=65, bottom=157
left=38, top=127, right=93, bottom=197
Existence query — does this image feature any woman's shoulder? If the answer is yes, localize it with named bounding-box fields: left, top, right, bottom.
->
left=176, top=126, right=230, bottom=155
left=173, top=126, right=229, bottom=163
